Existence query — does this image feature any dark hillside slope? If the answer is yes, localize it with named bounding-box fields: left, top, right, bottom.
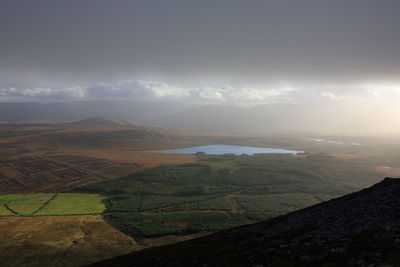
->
left=93, top=178, right=400, bottom=267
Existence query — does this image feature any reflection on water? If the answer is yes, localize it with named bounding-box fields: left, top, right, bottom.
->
left=160, top=144, right=304, bottom=155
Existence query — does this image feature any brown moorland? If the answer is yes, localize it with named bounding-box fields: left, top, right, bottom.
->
left=0, top=215, right=142, bottom=267
left=0, top=119, right=200, bottom=193
left=0, top=117, right=355, bottom=193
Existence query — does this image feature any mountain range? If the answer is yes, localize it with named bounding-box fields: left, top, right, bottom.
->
left=0, top=100, right=397, bottom=135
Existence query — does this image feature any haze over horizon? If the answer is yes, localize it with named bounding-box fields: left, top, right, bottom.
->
left=1, top=0, right=400, bottom=135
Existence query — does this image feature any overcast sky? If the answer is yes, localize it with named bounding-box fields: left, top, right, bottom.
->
left=1, top=0, right=400, bottom=104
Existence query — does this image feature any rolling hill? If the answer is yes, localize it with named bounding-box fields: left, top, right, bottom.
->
left=0, top=101, right=191, bottom=123
left=93, top=178, right=400, bottom=266
left=0, top=118, right=199, bottom=193
left=66, top=117, right=133, bottom=128
left=2, top=100, right=398, bottom=136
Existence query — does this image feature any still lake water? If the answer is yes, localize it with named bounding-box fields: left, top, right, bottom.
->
left=161, top=144, right=304, bottom=155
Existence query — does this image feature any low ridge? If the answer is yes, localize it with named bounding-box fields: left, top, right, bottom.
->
left=68, top=117, right=132, bottom=127
left=93, top=178, right=400, bottom=267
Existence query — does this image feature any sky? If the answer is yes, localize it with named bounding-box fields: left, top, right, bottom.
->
left=1, top=0, right=400, bottom=105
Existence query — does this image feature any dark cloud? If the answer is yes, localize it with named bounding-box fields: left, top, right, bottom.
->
left=0, top=0, right=400, bottom=101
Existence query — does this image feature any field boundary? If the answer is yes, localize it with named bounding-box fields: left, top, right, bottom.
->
left=3, top=202, right=19, bottom=215
left=31, top=193, right=58, bottom=215
left=0, top=193, right=105, bottom=217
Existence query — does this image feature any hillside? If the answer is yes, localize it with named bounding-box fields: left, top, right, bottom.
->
left=1, top=101, right=397, bottom=136
left=66, top=117, right=133, bottom=128
left=0, top=119, right=199, bottom=193
left=93, top=178, right=400, bottom=266
left=0, top=101, right=191, bottom=123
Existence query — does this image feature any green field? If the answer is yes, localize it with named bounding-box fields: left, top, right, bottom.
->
left=79, top=152, right=386, bottom=238
left=36, top=193, right=105, bottom=215
left=0, top=193, right=53, bottom=216
left=0, top=193, right=105, bottom=216
left=83, top=153, right=383, bottom=197
left=106, top=195, right=213, bottom=212
left=0, top=204, right=15, bottom=215
left=0, top=151, right=389, bottom=240
left=175, top=197, right=232, bottom=211
left=109, top=211, right=250, bottom=237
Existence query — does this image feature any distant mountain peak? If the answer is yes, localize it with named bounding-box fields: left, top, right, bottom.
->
left=93, top=177, right=400, bottom=266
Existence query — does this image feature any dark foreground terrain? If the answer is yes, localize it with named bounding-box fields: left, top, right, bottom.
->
left=93, top=178, right=400, bottom=267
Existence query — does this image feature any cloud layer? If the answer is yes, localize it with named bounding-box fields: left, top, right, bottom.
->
left=2, top=79, right=400, bottom=106
left=1, top=1, right=400, bottom=103
left=0, top=81, right=300, bottom=103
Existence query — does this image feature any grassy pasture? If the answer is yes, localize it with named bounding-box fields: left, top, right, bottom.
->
left=140, top=195, right=213, bottom=211
left=0, top=193, right=50, bottom=203
left=0, top=205, right=15, bottom=215
left=83, top=152, right=387, bottom=240
left=106, top=195, right=142, bottom=212
left=36, top=193, right=105, bottom=215
left=109, top=211, right=249, bottom=237
left=175, top=197, right=232, bottom=211
left=106, top=195, right=214, bottom=212
left=0, top=193, right=105, bottom=216
left=0, top=193, right=54, bottom=216
left=0, top=151, right=389, bottom=242
left=84, top=153, right=384, bottom=197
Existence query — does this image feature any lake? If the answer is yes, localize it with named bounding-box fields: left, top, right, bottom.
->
left=160, top=144, right=304, bottom=155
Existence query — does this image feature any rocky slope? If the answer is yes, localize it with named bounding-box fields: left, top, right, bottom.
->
left=92, top=178, right=400, bottom=267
